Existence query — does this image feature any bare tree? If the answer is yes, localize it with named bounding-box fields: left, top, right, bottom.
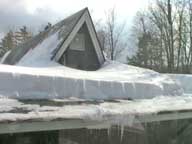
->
left=128, top=11, right=164, bottom=71
left=96, top=8, right=127, bottom=60
left=149, top=0, right=176, bottom=72
left=129, top=0, right=192, bottom=73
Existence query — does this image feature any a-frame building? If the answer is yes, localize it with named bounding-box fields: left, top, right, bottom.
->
left=3, top=8, right=105, bottom=71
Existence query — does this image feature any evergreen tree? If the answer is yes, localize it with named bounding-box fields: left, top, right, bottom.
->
left=14, top=26, right=32, bottom=45
left=0, top=41, right=6, bottom=57
left=2, top=31, right=16, bottom=50
left=0, top=26, right=32, bottom=58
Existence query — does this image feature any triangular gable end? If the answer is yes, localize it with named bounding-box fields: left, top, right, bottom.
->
left=54, top=8, right=105, bottom=67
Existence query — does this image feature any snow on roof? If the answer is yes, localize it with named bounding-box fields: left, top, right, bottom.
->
left=3, top=8, right=105, bottom=66
left=17, top=31, right=63, bottom=67
left=3, top=8, right=87, bottom=65
left=0, top=96, right=192, bottom=124
left=167, top=74, right=192, bottom=94
left=0, top=61, right=182, bottom=100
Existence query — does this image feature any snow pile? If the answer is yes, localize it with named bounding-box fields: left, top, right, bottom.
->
left=168, top=74, right=192, bottom=94
left=0, top=62, right=183, bottom=100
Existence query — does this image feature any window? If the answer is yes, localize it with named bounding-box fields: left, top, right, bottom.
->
left=69, top=34, right=85, bottom=51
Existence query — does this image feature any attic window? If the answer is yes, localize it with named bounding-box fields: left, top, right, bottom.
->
left=69, top=34, right=85, bottom=51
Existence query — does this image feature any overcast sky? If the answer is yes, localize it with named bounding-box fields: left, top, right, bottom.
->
left=0, top=0, right=149, bottom=35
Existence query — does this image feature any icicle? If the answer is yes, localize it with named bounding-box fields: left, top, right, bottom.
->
left=36, top=74, right=40, bottom=81
left=97, top=80, right=101, bottom=88
left=15, top=91, right=20, bottom=98
left=127, top=115, right=135, bottom=127
left=132, top=82, right=136, bottom=97
left=121, top=82, right=125, bottom=96
left=52, top=76, right=57, bottom=98
left=120, top=124, right=124, bottom=142
left=83, top=79, right=86, bottom=92
left=107, top=127, right=111, bottom=140
left=53, top=89, right=58, bottom=99
left=74, top=79, right=79, bottom=98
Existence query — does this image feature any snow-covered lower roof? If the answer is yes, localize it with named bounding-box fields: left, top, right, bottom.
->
left=0, top=95, right=192, bottom=134
left=0, top=61, right=182, bottom=100
left=0, top=60, right=187, bottom=134
left=168, top=74, right=192, bottom=94
left=0, top=60, right=188, bottom=134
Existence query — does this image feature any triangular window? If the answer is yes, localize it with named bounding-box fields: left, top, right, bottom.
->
left=69, top=34, right=85, bottom=51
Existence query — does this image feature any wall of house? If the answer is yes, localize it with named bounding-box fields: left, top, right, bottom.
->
left=0, top=131, right=58, bottom=144
left=59, top=23, right=100, bottom=71
left=59, top=126, right=146, bottom=144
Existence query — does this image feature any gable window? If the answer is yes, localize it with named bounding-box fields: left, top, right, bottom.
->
left=69, top=33, right=85, bottom=51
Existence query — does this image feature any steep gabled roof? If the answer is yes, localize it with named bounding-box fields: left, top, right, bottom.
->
left=53, top=8, right=105, bottom=65
left=3, top=8, right=104, bottom=65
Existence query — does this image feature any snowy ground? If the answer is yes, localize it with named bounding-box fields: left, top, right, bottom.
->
left=0, top=62, right=182, bottom=100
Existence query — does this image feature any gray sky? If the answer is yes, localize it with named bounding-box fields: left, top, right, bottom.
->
left=0, top=0, right=149, bottom=35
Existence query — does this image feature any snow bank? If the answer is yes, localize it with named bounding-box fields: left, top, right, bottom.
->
left=168, top=74, right=192, bottom=94
left=0, top=62, right=183, bottom=100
